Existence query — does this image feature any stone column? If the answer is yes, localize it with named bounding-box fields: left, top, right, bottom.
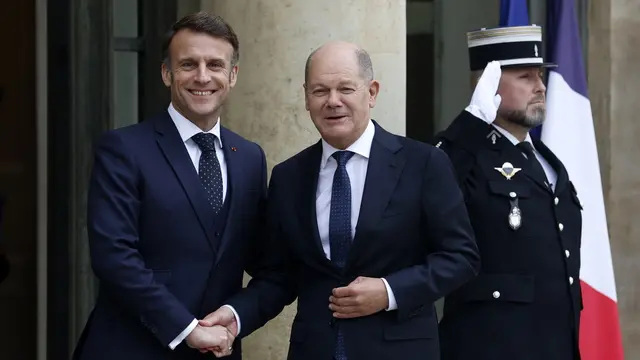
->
left=589, top=0, right=640, bottom=358
left=200, top=1, right=406, bottom=358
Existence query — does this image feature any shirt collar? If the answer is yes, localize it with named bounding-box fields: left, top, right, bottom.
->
left=492, top=123, right=533, bottom=148
left=168, top=103, right=222, bottom=147
left=320, top=120, right=375, bottom=169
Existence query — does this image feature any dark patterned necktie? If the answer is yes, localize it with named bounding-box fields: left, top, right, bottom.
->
left=329, top=150, right=355, bottom=360
left=516, top=141, right=549, bottom=185
left=191, top=133, right=223, bottom=214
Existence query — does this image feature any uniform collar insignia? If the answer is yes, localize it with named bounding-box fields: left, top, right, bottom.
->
left=486, top=129, right=502, bottom=145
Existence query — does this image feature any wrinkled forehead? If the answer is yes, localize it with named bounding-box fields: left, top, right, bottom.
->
left=308, top=62, right=363, bottom=87
left=170, top=30, right=234, bottom=62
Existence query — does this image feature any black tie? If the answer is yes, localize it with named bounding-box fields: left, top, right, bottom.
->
left=516, top=141, right=549, bottom=185
left=329, top=150, right=355, bottom=360
left=191, top=133, right=224, bottom=215
left=329, top=150, right=355, bottom=269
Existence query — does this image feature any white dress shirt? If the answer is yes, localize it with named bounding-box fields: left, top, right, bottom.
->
left=166, top=103, right=239, bottom=349
left=168, top=103, right=227, bottom=200
left=316, top=120, right=397, bottom=310
left=492, top=124, right=557, bottom=190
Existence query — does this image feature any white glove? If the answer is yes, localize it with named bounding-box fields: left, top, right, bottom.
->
left=465, top=60, right=502, bottom=124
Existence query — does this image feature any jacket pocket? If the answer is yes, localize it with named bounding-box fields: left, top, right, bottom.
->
left=383, top=311, right=437, bottom=340
left=488, top=180, right=531, bottom=199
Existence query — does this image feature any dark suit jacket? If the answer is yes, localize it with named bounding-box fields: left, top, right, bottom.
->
left=73, top=112, right=267, bottom=360
left=227, top=122, right=480, bottom=360
left=434, top=111, right=583, bottom=360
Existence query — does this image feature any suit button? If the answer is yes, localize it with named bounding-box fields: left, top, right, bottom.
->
left=492, top=291, right=500, bottom=299
left=554, top=197, right=559, bottom=205
left=215, top=232, right=221, bottom=237
left=509, top=192, right=516, bottom=198
left=558, top=223, right=564, bottom=231
left=569, top=276, right=574, bottom=285
left=565, top=250, right=570, bottom=258
left=329, top=318, right=335, bottom=327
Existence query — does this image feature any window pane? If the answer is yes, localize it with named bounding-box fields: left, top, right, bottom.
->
left=113, top=51, right=138, bottom=129
left=433, top=0, right=499, bottom=131
left=113, top=0, right=138, bottom=37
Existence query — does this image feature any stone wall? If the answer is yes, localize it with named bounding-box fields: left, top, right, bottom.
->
left=589, top=0, right=640, bottom=357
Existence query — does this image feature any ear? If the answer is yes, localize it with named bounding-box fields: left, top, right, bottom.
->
left=161, top=62, right=172, bottom=87
left=229, top=64, right=239, bottom=88
left=368, top=80, right=380, bottom=108
left=303, top=83, right=310, bottom=111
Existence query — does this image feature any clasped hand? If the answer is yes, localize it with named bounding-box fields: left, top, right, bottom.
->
left=186, top=324, right=235, bottom=357
left=194, top=306, right=238, bottom=357
left=329, top=276, right=389, bottom=318
left=193, top=276, right=388, bottom=356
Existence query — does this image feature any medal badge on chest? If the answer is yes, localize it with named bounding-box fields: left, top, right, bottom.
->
left=494, top=162, right=521, bottom=180
left=507, top=192, right=522, bottom=230
left=508, top=204, right=522, bottom=230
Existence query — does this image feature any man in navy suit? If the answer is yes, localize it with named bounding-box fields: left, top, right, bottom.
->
left=199, top=41, right=480, bottom=360
left=73, top=12, right=266, bottom=359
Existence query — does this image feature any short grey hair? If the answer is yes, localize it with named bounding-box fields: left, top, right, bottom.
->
left=304, top=47, right=374, bottom=84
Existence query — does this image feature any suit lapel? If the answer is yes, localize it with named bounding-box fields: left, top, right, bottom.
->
left=533, top=139, right=568, bottom=193
left=216, top=128, right=239, bottom=259
left=297, top=142, right=337, bottom=271
left=154, top=113, right=217, bottom=252
left=347, top=124, right=404, bottom=268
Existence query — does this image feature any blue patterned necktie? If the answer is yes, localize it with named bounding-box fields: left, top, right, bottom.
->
left=329, top=150, right=355, bottom=360
left=191, top=133, right=224, bottom=215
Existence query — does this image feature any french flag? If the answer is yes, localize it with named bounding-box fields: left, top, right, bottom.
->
left=543, top=1, right=625, bottom=359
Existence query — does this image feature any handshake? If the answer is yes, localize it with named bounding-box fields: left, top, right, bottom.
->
left=186, top=306, right=238, bottom=358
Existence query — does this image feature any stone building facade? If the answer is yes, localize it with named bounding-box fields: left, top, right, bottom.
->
left=0, top=1, right=637, bottom=359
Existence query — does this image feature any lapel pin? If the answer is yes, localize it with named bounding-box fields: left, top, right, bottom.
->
left=494, top=162, right=521, bottom=180
left=231, top=146, right=237, bottom=152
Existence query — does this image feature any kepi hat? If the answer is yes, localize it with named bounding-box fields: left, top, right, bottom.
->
left=467, top=25, right=557, bottom=71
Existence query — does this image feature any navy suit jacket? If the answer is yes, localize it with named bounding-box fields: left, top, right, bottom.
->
left=227, top=122, right=480, bottom=360
left=73, top=112, right=267, bottom=360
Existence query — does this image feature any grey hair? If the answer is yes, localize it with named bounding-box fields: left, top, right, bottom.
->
left=304, top=46, right=374, bottom=84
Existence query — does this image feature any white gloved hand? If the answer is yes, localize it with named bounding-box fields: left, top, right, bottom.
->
left=465, top=61, right=502, bottom=124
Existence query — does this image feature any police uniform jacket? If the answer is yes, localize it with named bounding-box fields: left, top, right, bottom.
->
left=434, top=111, right=583, bottom=360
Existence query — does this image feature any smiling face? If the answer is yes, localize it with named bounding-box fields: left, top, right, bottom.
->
left=497, top=67, right=546, bottom=128
left=161, top=29, right=238, bottom=128
left=303, top=43, right=379, bottom=150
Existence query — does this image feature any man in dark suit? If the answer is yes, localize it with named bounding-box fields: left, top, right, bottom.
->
left=434, top=26, right=583, bottom=360
left=73, top=12, right=266, bottom=359
left=199, top=41, right=480, bottom=360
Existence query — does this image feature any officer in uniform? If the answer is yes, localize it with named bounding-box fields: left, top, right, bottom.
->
left=434, top=25, right=583, bottom=360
